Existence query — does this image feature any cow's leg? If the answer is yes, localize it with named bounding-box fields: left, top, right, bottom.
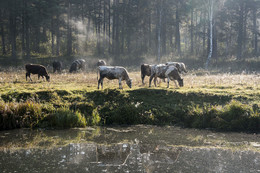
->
left=149, top=75, right=154, bottom=87
left=119, top=78, right=122, bottom=89
left=98, top=77, right=103, bottom=89
left=167, top=77, right=170, bottom=88
left=173, top=80, right=178, bottom=87
left=26, top=73, right=32, bottom=81
left=154, top=76, right=157, bottom=87
left=141, top=74, right=145, bottom=85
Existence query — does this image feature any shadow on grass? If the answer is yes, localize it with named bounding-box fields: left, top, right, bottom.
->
left=127, top=88, right=232, bottom=107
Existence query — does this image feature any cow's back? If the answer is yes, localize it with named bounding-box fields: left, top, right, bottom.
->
left=141, top=64, right=151, bottom=76
left=99, top=66, right=125, bottom=80
left=26, top=64, right=43, bottom=74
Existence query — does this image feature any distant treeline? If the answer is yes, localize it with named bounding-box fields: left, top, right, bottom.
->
left=0, top=0, right=259, bottom=63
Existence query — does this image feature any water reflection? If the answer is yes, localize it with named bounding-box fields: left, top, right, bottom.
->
left=0, top=126, right=259, bottom=173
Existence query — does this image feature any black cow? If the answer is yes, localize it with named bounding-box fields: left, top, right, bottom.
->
left=25, top=64, right=50, bottom=82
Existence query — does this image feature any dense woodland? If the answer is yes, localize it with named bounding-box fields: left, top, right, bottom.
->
left=0, top=0, right=259, bottom=67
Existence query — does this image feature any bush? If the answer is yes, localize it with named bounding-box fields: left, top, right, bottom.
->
left=0, top=101, right=44, bottom=130
left=100, top=103, right=141, bottom=125
left=49, top=107, right=86, bottom=128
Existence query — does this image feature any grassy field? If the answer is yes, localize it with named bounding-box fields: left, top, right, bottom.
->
left=0, top=70, right=259, bottom=132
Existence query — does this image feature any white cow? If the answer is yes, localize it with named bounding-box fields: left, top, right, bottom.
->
left=165, top=62, right=188, bottom=73
left=149, top=64, right=183, bottom=88
left=98, top=66, right=132, bottom=89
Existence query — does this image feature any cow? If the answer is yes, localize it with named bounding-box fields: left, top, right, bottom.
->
left=25, top=64, right=50, bottom=82
left=165, top=66, right=184, bottom=88
left=165, top=62, right=188, bottom=73
left=149, top=64, right=183, bottom=88
left=52, top=60, right=62, bottom=73
left=69, top=59, right=86, bottom=73
left=97, top=66, right=132, bottom=89
left=97, top=60, right=107, bottom=66
left=141, top=64, right=152, bottom=84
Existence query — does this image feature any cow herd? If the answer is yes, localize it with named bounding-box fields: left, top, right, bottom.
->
left=25, top=59, right=187, bottom=89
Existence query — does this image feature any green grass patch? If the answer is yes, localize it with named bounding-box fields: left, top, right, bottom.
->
left=0, top=72, right=259, bottom=132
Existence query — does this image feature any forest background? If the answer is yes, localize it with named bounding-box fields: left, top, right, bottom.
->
left=0, top=0, right=259, bottom=71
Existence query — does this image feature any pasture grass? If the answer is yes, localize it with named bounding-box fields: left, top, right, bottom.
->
left=0, top=71, right=259, bottom=132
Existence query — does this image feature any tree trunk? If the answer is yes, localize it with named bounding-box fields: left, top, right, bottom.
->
left=114, top=0, right=119, bottom=56
left=253, top=6, right=258, bottom=56
left=242, top=5, right=248, bottom=56
left=25, top=6, right=30, bottom=58
left=203, top=10, right=206, bottom=56
left=96, top=0, right=101, bottom=54
left=67, top=1, right=72, bottom=56
left=161, top=9, right=166, bottom=55
left=190, top=8, right=194, bottom=54
left=157, top=4, right=162, bottom=63
left=108, top=0, right=111, bottom=53
left=121, top=1, right=125, bottom=54
left=205, top=0, right=213, bottom=69
left=103, top=0, right=106, bottom=55
left=237, top=2, right=244, bottom=59
left=56, top=15, right=60, bottom=56
left=0, top=10, right=6, bottom=55
left=194, top=10, right=197, bottom=55
left=22, top=1, right=25, bottom=57
left=175, top=2, right=181, bottom=56
left=9, top=1, right=17, bottom=59
left=212, top=17, right=217, bottom=58
left=148, top=9, right=152, bottom=49
left=51, top=17, right=55, bottom=56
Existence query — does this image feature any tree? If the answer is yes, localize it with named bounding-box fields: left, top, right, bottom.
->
left=205, top=0, right=214, bottom=69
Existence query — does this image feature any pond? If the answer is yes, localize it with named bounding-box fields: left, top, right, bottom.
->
left=0, top=126, right=259, bottom=173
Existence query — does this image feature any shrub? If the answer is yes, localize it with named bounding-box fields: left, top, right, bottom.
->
left=49, top=107, right=86, bottom=128
left=100, top=103, right=141, bottom=125
left=0, top=101, right=44, bottom=130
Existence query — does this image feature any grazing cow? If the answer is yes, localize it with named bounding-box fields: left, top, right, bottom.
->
left=149, top=64, right=183, bottom=88
left=69, top=59, right=86, bottom=73
left=98, top=66, right=132, bottom=89
left=52, top=60, right=62, bottom=73
left=165, top=66, right=183, bottom=88
left=97, top=60, right=106, bottom=66
left=25, top=64, right=50, bottom=82
left=165, top=62, right=188, bottom=73
left=141, top=64, right=152, bottom=84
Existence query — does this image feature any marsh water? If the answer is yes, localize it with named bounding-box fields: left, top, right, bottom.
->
left=0, top=126, right=259, bottom=173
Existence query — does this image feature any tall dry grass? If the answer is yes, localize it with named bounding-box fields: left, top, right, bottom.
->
left=0, top=70, right=259, bottom=91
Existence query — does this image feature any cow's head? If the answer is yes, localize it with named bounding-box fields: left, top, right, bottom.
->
left=178, top=78, right=183, bottom=87
left=46, top=75, right=50, bottom=82
left=180, top=63, right=188, bottom=73
left=126, top=78, right=132, bottom=88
